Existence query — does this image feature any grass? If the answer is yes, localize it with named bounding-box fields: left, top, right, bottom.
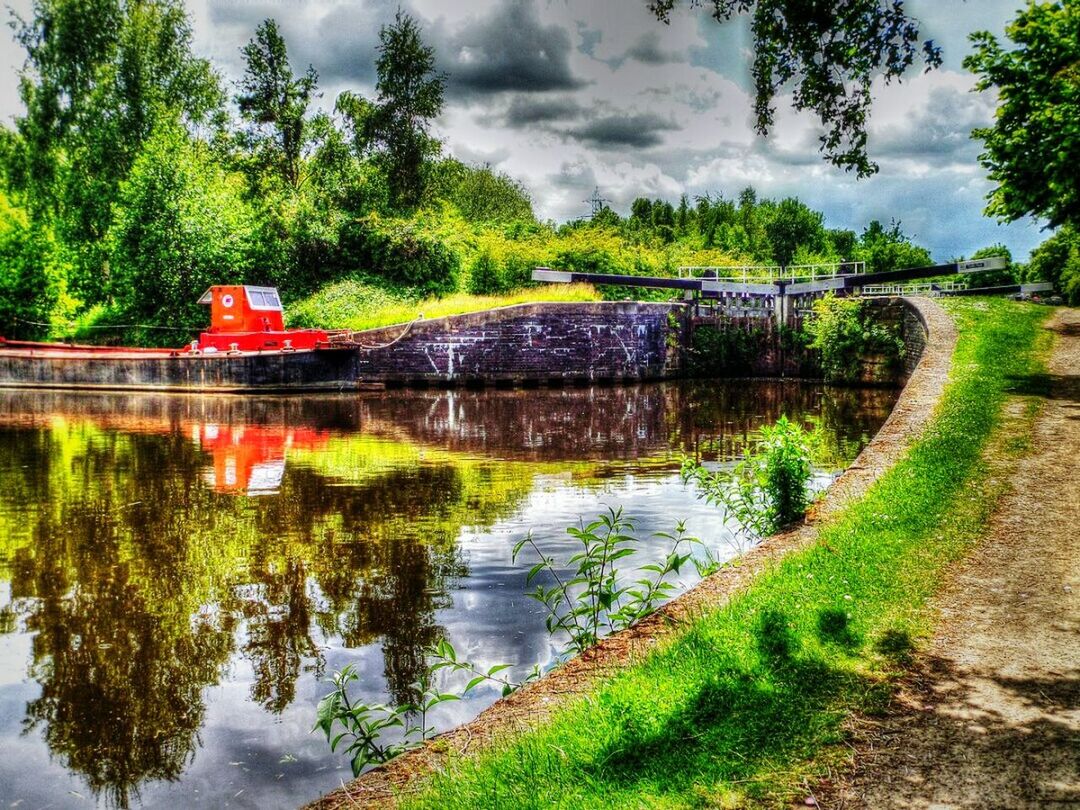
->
left=398, top=298, right=1053, bottom=809
left=285, top=280, right=601, bottom=332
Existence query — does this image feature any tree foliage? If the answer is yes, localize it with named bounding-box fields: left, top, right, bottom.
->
left=111, top=119, right=254, bottom=329
left=236, top=18, right=319, bottom=190
left=1024, top=226, right=1080, bottom=303
left=11, top=0, right=223, bottom=299
left=965, top=1, right=1080, bottom=228
left=650, top=0, right=941, bottom=176
left=367, top=10, right=446, bottom=209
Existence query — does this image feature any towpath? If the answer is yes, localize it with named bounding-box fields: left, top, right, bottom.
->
left=835, top=308, right=1080, bottom=809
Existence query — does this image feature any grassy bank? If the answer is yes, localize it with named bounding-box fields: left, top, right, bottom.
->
left=396, top=299, right=1052, bottom=808
left=285, top=280, right=601, bottom=332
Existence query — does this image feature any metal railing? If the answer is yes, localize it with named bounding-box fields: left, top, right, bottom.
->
left=859, top=281, right=967, bottom=298
left=678, top=262, right=866, bottom=283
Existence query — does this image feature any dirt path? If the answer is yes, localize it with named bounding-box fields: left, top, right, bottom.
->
left=836, top=309, right=1080, bottom=809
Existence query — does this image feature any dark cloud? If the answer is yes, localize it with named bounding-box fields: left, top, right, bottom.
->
left=442, top=1, right=587, bottom=97
left=207, top=0, right=402, bottom=88
left=503, top=96, right=587, bottom=127
left=625, top=31, right=681, bottom=65
left=567, top=113, right=678, bottom=149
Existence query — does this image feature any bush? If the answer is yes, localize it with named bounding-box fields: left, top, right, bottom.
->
left=467, top=251, right=504, bottom=295
left=338, top=217, right=459, bottom=296
left=682, top=414, right=813, bottom=538
left=805, top=294, right=904, bottom=383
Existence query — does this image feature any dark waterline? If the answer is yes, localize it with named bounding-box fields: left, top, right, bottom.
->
left=0, top=381, right=897, bottom=809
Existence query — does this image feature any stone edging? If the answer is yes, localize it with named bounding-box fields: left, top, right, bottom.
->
left=305, top=297, right=958, bottom=810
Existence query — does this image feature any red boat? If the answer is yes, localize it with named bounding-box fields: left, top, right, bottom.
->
left=0, top=286, right=359, bottom=393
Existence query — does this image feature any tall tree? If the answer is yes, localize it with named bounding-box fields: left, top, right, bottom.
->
left=11, top=0, right=224, bottom=300
left=235, top=19, right=319, bottom=190
left=649, top=1, right=941, bottom=176
left=765, top=197, right=825, bottom=268
left=368, top=10, right=446, bottom=209
left=965, top=1, right=1080, bottom=229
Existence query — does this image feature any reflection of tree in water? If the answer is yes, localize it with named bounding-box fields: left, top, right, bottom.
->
left=0, top=423, right=500, bottom=804
left=286, top=465, right=469, bottom=704
left=11, top=435, right=234, bottom=809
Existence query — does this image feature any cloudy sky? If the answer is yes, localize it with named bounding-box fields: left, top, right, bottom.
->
left=0, top=0, right=1047, bottom=260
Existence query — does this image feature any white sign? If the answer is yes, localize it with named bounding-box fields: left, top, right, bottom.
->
left=957, top=257, right=1007, bottom=273
left=532, top=268, right=573, bottom=283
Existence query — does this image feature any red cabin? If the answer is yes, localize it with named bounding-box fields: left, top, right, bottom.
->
left=195, top=285, right=329, bottom=353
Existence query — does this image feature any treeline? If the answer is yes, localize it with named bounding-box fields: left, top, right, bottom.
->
left=0, top=0, right=1019, bottom=344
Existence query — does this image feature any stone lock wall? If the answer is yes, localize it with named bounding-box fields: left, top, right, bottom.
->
left=350, top=301, right=686, bottom=386
left=347, top=297, right=928, bottom=388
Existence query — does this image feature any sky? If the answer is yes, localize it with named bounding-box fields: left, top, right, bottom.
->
left=0, top=0, right=1047, bottom=261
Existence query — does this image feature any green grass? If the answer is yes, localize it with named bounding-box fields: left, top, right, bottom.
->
left=285, top=279, right=601, bottom=332
left=400, top=298, right=1053, bottom=809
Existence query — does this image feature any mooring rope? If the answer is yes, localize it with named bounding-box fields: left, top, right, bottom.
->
left=14, top=317, right=193, bottom=333
left=346, top=316, right=422, bottom=351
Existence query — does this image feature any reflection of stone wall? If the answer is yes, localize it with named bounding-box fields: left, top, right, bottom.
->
left=0, top=382, right=898, bottom=466
left=352, top=302, right=684, bottom=385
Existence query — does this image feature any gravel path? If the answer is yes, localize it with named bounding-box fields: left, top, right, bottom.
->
left=837, top=308, right=1080, bottom=809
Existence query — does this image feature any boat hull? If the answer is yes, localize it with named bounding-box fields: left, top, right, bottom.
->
left=0, top=344, right=359, bottom=393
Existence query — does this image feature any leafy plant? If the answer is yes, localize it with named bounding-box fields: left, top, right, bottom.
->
left=314, top=641, right=536, bottom=776
left=683, top=415, right=813, bottom=539
left=804, top=294, right=904, bottom=383
left=512, top=508, right=702, bottom=656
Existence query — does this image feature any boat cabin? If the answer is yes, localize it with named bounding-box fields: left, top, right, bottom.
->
left=195, top=285, right=329, bottom=353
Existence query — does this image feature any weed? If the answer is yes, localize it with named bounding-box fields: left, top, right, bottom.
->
left=682, top=415, right=813, bottom=538
left=512, top=508, right=702, bottom=657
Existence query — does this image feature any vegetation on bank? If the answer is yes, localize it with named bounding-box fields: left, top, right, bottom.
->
left=286, top=281, right=600, bottom=333
left=377, top=298, right=1051, bottom=808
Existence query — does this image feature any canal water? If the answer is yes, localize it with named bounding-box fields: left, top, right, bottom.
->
left=0, top=381, right=896, bottom=808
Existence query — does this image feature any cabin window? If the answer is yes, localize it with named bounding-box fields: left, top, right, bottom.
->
left=246, top=288, right=282, bottom=310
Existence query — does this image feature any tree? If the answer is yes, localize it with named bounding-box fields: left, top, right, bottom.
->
left=11, top=0, right=224, bottom=300
left=368, top=11, right=446, bottom=209
left=1025, top=226, right=1080, bottom=303
left=110, top=118, right=254, bottom=329
left=236, top=19, right=319, bottom=190
left=428, top=159, right=535, bottom=224
left=966, top=243, right=1016, bottom=288
left=765, top=197, right=824, bottom=268
left=856, top=219, right=932, bottom=273
left=649, top=0, right=941, bottom=176
left=0, top=191, right=67, bottom=338
left=965, top=1, right=1080, bottom=229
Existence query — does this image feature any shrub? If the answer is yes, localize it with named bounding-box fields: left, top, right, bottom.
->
left=338, top=217, right=459, bottom=296
left=466, top=251, right=504, bottom=295
left=683, top=415, right=813, bottom=538
left=805, top=294, right=904, bottom=382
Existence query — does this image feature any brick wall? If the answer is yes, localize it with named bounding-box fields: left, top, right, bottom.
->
left=348, top=298, right=927, bottom=388
left=350, top=302, right=685, bottom=386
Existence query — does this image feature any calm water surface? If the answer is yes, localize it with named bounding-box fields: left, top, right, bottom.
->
left=0, top=381, right=897, bottom=808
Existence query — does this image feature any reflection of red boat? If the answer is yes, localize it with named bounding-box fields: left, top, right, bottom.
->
left=197, top=423, right=331, bottom=495
left=0, top=286, right=358, bottom=393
